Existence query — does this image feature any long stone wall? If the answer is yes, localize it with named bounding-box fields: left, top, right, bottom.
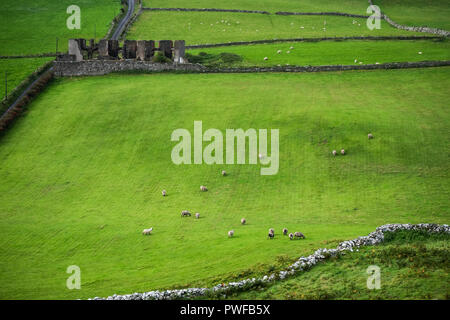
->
left=53, top=60, right=450, bottom=77
left=368, top=0, right=450, bottom=37
left=201, top=61, right=450, bottom=73
left=275, top=11, right=369, bottom=18
left=53, top=60, right=206, bottom=77
left=142, top=7, right=270, bottom=14
left=186, top=35, right=443, bottom=49
left=90, top=223, right=450, bottom=300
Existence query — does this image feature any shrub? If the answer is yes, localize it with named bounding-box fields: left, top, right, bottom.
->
left=152, top=52, right=172, bottom=63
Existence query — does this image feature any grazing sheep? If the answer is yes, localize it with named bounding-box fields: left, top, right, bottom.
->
left=200, top=185, right=208, bottom=192
left=269, top=228, right=274, bottom=235
left=142, top=227, right=153, bottom=235
left=341, top=149, right=346, bottom=155
left=222, top=170, right=227, bottom=176
left=368, top=133, right=374, bottom=139
left=195, top=212, right=200, bottom=219
left=277, top=50, right=282, bottom=54
left=241, top=218, right=246, bottom=225
left=294, top=231, right=305, bottom=239
left=162, top=190, right=167, bottom=196
left=268, top=232, right=274, bottom=239
left=289, top=233, right=294, bottom=240
left=263, top=57, right=268, bottom=61
left=181, top=210, right=191, bottom=217
left=228, top=230, right=234, bottom=238
left=332, top=150, right=337, bottom=156
left=283, top=228, right=288, bottom=235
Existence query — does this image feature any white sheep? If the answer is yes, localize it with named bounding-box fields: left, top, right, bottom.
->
left=341, top=149, right=346, bottom=155
left=283, top=228, right=288, bottom=235
left=200, top=185, right=208, bottom=192
left=277, top=50, right=282, bottom=54
left=368, top=133, right=374, bottom=139
left=228, top=230, right=234, bottom=238
left=241, top=218, right=246, bottom=225
left=289, top=233, right=294, bottom=240
left=263, top=57, right=268, bottom=61
left=332, top=150, right=337, bottom=156
left=142, top=227, right=153, bottom=235
left=269, top=228, right=274, bottom=235
left=222, top=170, right=227, bottom=176
left=195, top=212, right=200, bottom=219
left=162, top=190, right=167, bottom=196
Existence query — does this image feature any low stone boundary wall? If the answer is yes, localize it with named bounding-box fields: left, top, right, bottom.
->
left=275, top=11, right=369, bottom=18
left=53, top=60, right=206, bottom=77
left=186, top=35, right=443, bottom=49
left=90, top=223, right=449, bottom=300
left=201, top=61, right=450, bottom=73
left=142, top=7, right=270, bottom=14
left=53, top=60, right=450, bottom=77
left=368, top=0, right=450, bottom=37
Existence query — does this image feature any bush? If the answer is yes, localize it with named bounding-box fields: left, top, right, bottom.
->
left=152, top=52, right=172, bottom=63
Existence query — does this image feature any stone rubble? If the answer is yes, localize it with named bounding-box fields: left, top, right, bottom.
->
left=89, top=223, right=449, bottom=300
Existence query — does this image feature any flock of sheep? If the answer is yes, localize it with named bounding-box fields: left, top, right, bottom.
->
left=143, top=134, right=375, bottom=238
left=332, top=133, right=374, bottom=156
left=143, top=169, right=307, bottom=240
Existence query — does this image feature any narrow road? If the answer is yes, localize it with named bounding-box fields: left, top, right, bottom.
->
left=111, top=0, right=135, bottom=40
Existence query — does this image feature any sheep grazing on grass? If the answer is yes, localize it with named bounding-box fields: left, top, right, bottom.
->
left=289, top=233, right=294, bottom=240
left=269, top=228, right=274, bottom=235
left=200, top=185, right=208, bottom=192
left=368, top=133, right=374, bottom=139
left=332, top=150, right=337, bottom=156
left=195, top=212, right=200, bottom=219
left=268, top=232, right=274, bottom=239
left=283, top=228, right=288, bottom=235
left=162, top=190, right=167, bottom=197
left=142, top=227, right=153, bottom=235
left=263, top=57, right=268, bottom=61
left=181, top=210, right=191, bottom=217
left=341, top=149, right=346, bottom=155
left=277, top=50, right=282, bottom=54
left=228, top=230, right=234, bottom=238
left=222, top=170, right=227, bottom=176
left=241, top=218, right=246, bottom=225
left=294, top=231, right=305, bottom=239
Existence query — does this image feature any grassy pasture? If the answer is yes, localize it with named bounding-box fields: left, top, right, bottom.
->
left=374, top=0, right=450, bottom=31
left=0, top=0, right=122, bottom=56
left=0, top=68, right=449, bottom=299
left=221, top=231, right=450, bottom=300
left=187, top=39, right=450, bottom=66
left=142, top=0, right=369, bottom=14
left=0, top=57, right=54, bottom=101
left=128, top=11, right=426, bottom=45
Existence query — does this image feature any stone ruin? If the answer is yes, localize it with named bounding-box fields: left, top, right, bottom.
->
left=59, top=39, right=186, bottom=63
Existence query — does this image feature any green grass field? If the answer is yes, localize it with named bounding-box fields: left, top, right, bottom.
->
left=220, top=230, right=450, bottom=300
left=374, top=0, right=450, bottom=31
left=128, top=11, right=426, bottom=45
left=0, top=57, right=54, bottom=101
left=142, top=0, right=369, bottom=14
left=0, top=68, right=449, bottom=299
left=187, top=39, right=450, bottom=66
left=0, top=0, right=122, bottom=103
left=0, top=0, right=121, bottom=56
